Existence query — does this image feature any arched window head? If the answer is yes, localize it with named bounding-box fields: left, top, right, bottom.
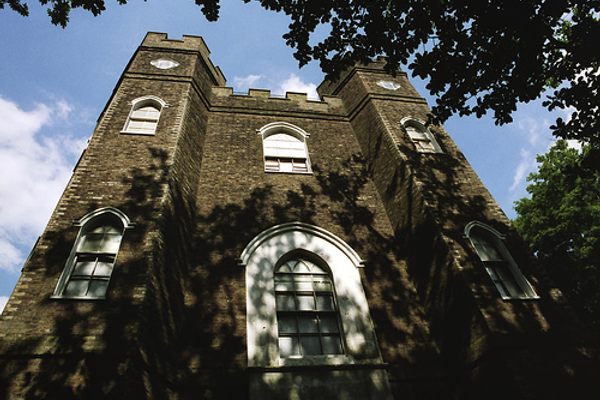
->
left=465, top=222, right=537, bottom=300
left=401, top=118, right=443, bottom=154
left=122, top=96, right=166, bottom=135
left=259, top=122, right=311, bottom=174
left=53, top=208, right=131, bottom=299
left=275, top=255, right=344, bottom=357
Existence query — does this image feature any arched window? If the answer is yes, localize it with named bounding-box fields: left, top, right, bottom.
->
left=275, top=256, right=344, bottom=357
left=53, top=208, right=131, bottom=299
left=465, top=222, right=537, bottom=299
left=122, top=96, right=166, bottom=135
left=241, top=222, right=381, bottom=367
left=259, top=122, right=311, bottom=173
left=401, top=117, right=443, bottom=154
left=241, top=223, right=392, bottom=399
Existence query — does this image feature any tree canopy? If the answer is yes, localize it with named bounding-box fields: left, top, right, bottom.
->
left=514, top=140, right=600, bottom=334
left=3, top=0, right=599, bottom=151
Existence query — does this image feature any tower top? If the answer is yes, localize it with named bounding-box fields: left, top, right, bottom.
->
left=141, top=32, right=226, bottom=85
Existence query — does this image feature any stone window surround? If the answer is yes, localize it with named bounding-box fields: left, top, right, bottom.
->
left=464, top=221, right=539, bottom=300
left=51, top=207, right=133, bottom=300
left=240, top=222, right=383, bottom=368
left=258, top=122, right=313, bottom=174
left=121, top=95, right=168, bottom=136
left=400, top=117, right=444, bottom=154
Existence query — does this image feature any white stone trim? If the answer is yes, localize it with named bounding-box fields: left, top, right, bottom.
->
left=242, top=222, right=381, bottom=368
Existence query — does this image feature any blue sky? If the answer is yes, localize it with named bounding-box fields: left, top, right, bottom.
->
left=0, top=1, right=568, bottom=312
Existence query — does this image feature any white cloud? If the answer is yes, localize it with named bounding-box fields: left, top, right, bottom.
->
left=0, top=296, right=7, bottom=314
left=0, top=96, right=86, bottom=272
left=516, top=115, right=551, bottom=147
left=233, top=74, right=264, bottom=90
left=510, top=148, right=536, bottom=192
left=277, top=74, right=320, bottom=100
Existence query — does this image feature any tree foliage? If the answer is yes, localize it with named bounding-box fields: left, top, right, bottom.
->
left=514, top=140, right=600, bottom=334
left=2, top=0, right=599, bottom=150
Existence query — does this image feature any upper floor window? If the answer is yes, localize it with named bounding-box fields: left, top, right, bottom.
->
left=275, top=257, right=344, bottom=357
left=122, top=96, right=166, bottom=135
left=400, top=118, right=443, bottom=154
left=465, top=221, right=538, bottom=300
left=259, top=122, right=311, bottom=174
left=53, top=208, right=131, bottom=299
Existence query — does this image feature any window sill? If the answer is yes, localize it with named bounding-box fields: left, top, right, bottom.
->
left=500, top=295, right=540, bottom=301
left=50, top=295, right=106, bottom=301
left=278, top=354, right=356, bottom=367
left=120, top=130, right=156, bottom=136
left=264, top=170, right=313, bottom=175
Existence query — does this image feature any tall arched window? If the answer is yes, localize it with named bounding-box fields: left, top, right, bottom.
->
left=400, top=117, right=443, bottom=154
left=53, top=208, right=131, bottom=299
left=122, top=96, right=166, bottom=135
left=465, top=221, right=537, bottom=299
left=241, top=223, right=392, bottom=399
left=275, top=256, right=344, bottom=357
left=259, top=122, right=311, bottom=173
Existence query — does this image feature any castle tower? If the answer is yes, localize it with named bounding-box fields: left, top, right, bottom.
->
left=0, top=33, right=597, bottom=400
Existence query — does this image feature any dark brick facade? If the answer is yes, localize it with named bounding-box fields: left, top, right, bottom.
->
left=0, top=32, right=597, bottom=399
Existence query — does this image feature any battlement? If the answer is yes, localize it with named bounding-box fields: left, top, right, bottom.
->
left=141, top=32, right=226, bottom=85
left=211, top=86, right=344, bottom=113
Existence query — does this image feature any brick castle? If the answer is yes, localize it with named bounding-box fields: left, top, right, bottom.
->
left=0, top=33, right=597, bottom=399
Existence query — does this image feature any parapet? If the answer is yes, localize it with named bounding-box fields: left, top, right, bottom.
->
left=141, top=32, right=226, bottom=85
left=212, top=86, right=345, bottom=114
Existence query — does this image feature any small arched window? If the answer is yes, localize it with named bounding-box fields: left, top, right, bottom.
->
left=275, top=256, right=344, bottom=357
left=465, top=222, right=537, bottom=299
left=53, top=208, right=131, bottom=299
left=259, top=122, right=311, bottom=173
left=401, top=118, right=443, bottom=154
left=122, top=96, right=166, bottom=135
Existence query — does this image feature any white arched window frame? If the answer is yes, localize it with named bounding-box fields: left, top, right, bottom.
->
left=240, top=222, right=382, bottom=367
left=258, top=122, right=312, bottom=174
left=121, top=95, right=167, bottom=135
left=52, top=208, right=133, bottom=299
left=465, top=221, right=538, bottom=300
left=400, top=117, right=443, bottom=154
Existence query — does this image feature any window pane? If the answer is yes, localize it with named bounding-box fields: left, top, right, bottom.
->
left=100, top=233, right=122, bottom=253
left=300, top=337, right=321, bottom=355
left=320, top=315, right=339, bottom=333
left=64, top=279, right=89, bottom=297
left=294, top=281, right=313, bottom=292
left=79, top=233, right=104, bottom=252
left=294, top=261, right=311, bottom=273
left=415, top=140, right=435, bottom=152
left=93, top=261, right=114, bottom=276
left=406, top=125, right=428, bottom=140
left=279, top=337, right=299, bottom=357
left=274, top=280, right=294, bottom=292
left=493, top=262, right=525, bottom=297
left=73, top=258, right=96, bottom=276
left=277, top=263, right=293, bottom=273
left=131, top=105, right=160, bottom=120
left=278, top=315, right=297, bottom=334
left=316, top=295, right=335, bottom=311
left=313, top=280, right=332, bottom=292
left=322, top=336, right=343, bottom=355
left=297, top=295, right=315, bottom=311
left=276, top=294, right=296, bottom=311
left=298, top=315, right=319, bottom=333
left=88, top=280, right=109, bottom=298
left=126, top=120, right=157, bottom=133
left=472, top=235, right=503, bottom=261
